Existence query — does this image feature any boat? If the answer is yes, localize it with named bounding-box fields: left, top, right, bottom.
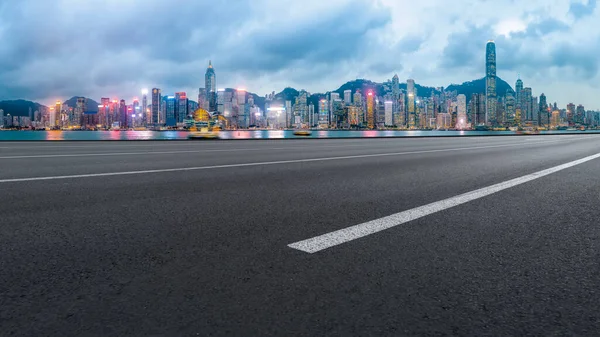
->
left=188, top=127, right=220, bottom=140
left=293, top=130, right=312, bottom=136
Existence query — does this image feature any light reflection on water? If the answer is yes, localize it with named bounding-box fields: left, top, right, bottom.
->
left=0, top=129, right=598, bottom=141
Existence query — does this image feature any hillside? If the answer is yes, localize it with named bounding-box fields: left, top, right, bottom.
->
left=446, top=77, right=514, bottom=98
left=0, top=99, right=46, bottom=117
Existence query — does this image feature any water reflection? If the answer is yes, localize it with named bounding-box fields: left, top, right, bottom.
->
left=0, top=129, right=599, bottom=141
left=45, top=131, right=64, bottom=140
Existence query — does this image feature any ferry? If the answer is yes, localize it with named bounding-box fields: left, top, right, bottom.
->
left=293, top=130, right=312, bottom=136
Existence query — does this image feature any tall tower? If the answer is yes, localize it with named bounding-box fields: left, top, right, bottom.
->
left=515, top=77, right=523, bottom=110
left=151, top=88, right=162, bottom=125
left=205, top=61, right=217, bottom=112
left=485, top=40, right=497, bottom=125
left=407, top=79, right=416, bottom=128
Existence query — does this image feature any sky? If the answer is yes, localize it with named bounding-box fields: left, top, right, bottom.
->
left=0, top=0, right=598, bottom=109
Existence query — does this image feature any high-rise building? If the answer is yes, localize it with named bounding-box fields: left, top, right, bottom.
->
left=366, top=92, right=375, bottom=129
left=515, top=77, right=523, bottom=111
left=407, top=79, right=416, bottom=128
left=538, top=93, right=548, bottom=126
left=198, top=88, right=207, bottom=111
left=456, top=94, right=467, bottom=129
left=205, top=61, right=216, bottom=112
left=165, top=96, right=176, bottom=126
left=384, top=101, right=393, bottom=126
left=132, top=98, right=140, bottom=127
left=485, top=40, right=497, bottom=125
left=522, top=87, right=532, bottom=121
left=470, top=93, right=486, bottom=126
left=141, top=89, right=148, bottom=126
left=175, top=92, right=188, bottom=124
left=118, top=99, right=127, bottom=128
left=294, top=91, right=308, bottom=127
left=567, top=103, right=575, bottom=126
left=151, top=88, right=162, bottom=125
left=98, top=98, right=110, bottom=128
left=73, top=97, right=86, bottom=127
left=237, top=89, right=248, bottom=128
left=505, top=92, right=516, bottom=126
left=318, top=98, right=329, bottom=128
left=344, top=90, right=352, bottom=105
left=576, top=104, right=586, bottom=125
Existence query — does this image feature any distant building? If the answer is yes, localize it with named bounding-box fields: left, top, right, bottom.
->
left=344, top=90, right=352, bottom=105
left=485, top=40, right=497, bottom=125
left=366, top=92, right=375, bottom=129
left=384, top=101, right=393, bottom=126
left=205, top=61, right=217, bottom=112
left=567, top=103, right=575, bottom=126
left=151, top=88, right=162, bottom=125
left=407, top=79, right=416, bottom=128
left=318, top=99, right=329, bottom=128
left=456, top=94, right=467, bottom=129
left=165, top=96, right=176, bottom=126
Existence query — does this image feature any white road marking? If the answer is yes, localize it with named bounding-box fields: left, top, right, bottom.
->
left=0, top=138, right=584, bottom=183
left=288, top=152, right=600, bottom=253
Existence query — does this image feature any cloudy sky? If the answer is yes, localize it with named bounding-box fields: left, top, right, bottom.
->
left=0, top=0, right=598, bottom=108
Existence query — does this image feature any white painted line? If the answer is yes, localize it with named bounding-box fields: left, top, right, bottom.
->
left=288, top=152, right=600, bottom=253
left=0, top=138, right=583, bottom=183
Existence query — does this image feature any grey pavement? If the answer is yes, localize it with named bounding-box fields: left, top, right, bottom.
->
left=2, top=135, right=600, bottom=336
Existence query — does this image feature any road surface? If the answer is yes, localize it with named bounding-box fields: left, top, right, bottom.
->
left=2, top=135, right=600, bottom=336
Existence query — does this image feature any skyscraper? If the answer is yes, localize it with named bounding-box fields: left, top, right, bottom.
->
left=205, top=61, right=217, bottom=112
left=538, top=93, right=548, bottom=126
left=456, top=94, right=467, bottom=129
left=141, top=89, right=148, bottom=126
left=175, top=92, right=188, bottom=124
left=515, top=77, right=523, bottom=111
left=344, top=90, right=352, bottom=105
left=485, top=40, right=497, bottom=125
left=522, top=87, right=532, bottom=121
left=505, top=91, right=516, bottom=126
left=567, top=103, right=575, bottom=126
left=366, top=92, right=375, bottom=129
left=407, top=79, right=416, bottom=128
left=151, top=88, right=161, bottom=125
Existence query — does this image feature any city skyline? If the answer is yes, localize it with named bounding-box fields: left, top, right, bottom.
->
left=0, top=0, right=599, bottom=109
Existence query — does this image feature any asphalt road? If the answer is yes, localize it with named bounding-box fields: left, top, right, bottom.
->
left=2, top=135, right=600, bottom=336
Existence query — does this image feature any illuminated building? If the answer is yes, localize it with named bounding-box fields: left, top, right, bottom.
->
left=318, top=99, right=329, bottom=128
left=175, top=92, right=188, bottom=124
left=73, top=97, right=86, bottom=127
left=293, top=91, right=308, bottom=127
left=485, top=40, right=497, bottom=125
left=236, top=89, right=248, bottom=128
left=407, top=79, right=416, bottom=128
left=151, top=88, right=162, bottom=125
left=470, top=93, right=485, bottom=126
left=284, top=100, right=292, bottom=129
left=522, top=87, right=532, bottom=121
left=141, top=89, right=148, bottom=126
left=551, top=110, right=560, bottom=128
left=344, top=90, right=352, bottom=105
left=456, top=94, right=467, bottom=129
left=119, top=99, right=127, bottom=128
left=384, top=101, right=393, bottom=126
left=132, top=98, right=140, bottom=127
left=366, top=92, right=375, bottom=129
left=567, top=103, right=575, bottom=126
left=205, top=61, right=217, bottom=112
left=436, top=113, right=452, bottom=129
left=52, top=101, right=62, bottom=127
left=515, top=77, right=523, bottom=113
left=99, top=98, right=110, bottom=128
left=198, top=88, right=207, bottom=111
left=347, top=106, right=359, bottom=126
left=165, top=96, right=176, bottom=126
left=505, top=92, right=516, bottom=126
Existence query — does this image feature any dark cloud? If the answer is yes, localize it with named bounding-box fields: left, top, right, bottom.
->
left=569, top=0, right=597, bottom=20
